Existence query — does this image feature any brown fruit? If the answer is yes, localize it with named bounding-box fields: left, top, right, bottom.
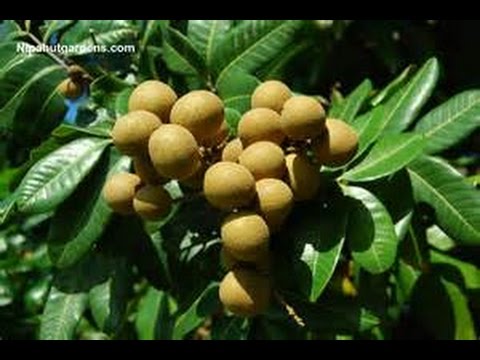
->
left=203, top=162, right=256, bottom=210
left=285, top=153, right=320, bottom=201
left=133, top=155, right=167, bottom=185
left=148, top=124, right=201, bottom=180
left=219, top=268, right=271, bottom=317
left=170, top=90, right=224, bottom=142
left=280, top=96, right=326, bottom=140
left=133, top=184, right=172, bottom=221
left=251, top=80, right=291, bottom=113
left=239, top=141, right=286, bottom=180
left=221, top=211, right=269, bottom=262
left=313, top=118, right=359, bottom=167
left=111, top=110, right=162, bottom=156
left=202, top=120, right=229, bottom=148
left=221, top=138, right=243, bottom=163
left=220, top=248, right=271, bottom=274
left=255, top=178, right=293, bottom=232
left=57, top=78, right=83, bottom=99
left=179, top=160, right=207, bottom=190
left=238, top=108, right=285, bottom=146
left=102, top=172, right=141, bottom=215
left=128, top=80, right=177, bottom=122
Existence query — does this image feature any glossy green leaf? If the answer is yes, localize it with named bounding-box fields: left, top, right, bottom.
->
left=408, top=156, right=480, bottom=245
left=431, top=250, right=480, bottom=291
left=217, top=68, right=260, bottom=114
left=414, top=90, right=480, bottom=154
left=426, top=225, right=455, bottom=252
left=41, top=20, right=75, bottom=43
left=351, top=105, right=385, bottom=159
left=370, top=65, right=413, bottom=107
left=16, top=137, right=111, bottom=214
left=225, top=107, right=242, bottom=135
left=90, top=74, right=132, bottom=116
left=187, top=20, right=233, bottom=66
left=329, top=79, right=372, bottom=123
left=343, top=133, right=425, bottom=182
left=344, top=186, right=398, bottom=274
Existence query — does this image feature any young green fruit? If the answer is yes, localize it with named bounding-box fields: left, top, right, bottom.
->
left=221, top=211, right=269, bottom=262
left=133, top=184, right=172, bottom=221
left=251, top=80, right=291, bottom=113
left=170, top=90, right=224, bottom=142
left=255, top=178, right=293, bottom=232
left=313, top=118, right=359, bottom=167
left=102, top=172, right=141, bottom=215
left=281, top=96, right=326, bottom=140
left=219, top=268, right=271, bottom=317
left=238, top=108, right=285, bottom=146
left=133, top=155, right=167, bottom=185
left=203, top=162, right=256, bottom=210
left=148, top=124, right=201, bottom=180
left=111, top=110, right=162, bottom=156
left=57, top=78, right=83, bottom=99
left=221, top=138, right=244, bottom=163
left=239, top=141, right=286, bottom=180
left=128, top=80, right=177, bottom=122
left=285, top=153, right=320, bottom=201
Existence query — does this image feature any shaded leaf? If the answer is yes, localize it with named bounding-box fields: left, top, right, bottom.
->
left=217, top=68, right=260, bottom=114
left=370, top=65, right=413, bottom=107
left=351, top=105, right=385, bottom=159
left=329, top=79, right=372, bottom=123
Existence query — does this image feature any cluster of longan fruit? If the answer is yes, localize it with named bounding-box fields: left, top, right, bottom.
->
left=101, top=78, right=359, bottom=318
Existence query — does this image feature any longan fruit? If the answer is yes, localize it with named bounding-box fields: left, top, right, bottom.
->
left=148, top=124, right=201, bottom=180
left=128, top=80, right=177, bottom=122
left=102, top=172, right=141, bottom=215
left=313, top=118, right=359, bottom=167
left=133, top=184, right=172, bottom=221
left=203, top=162, right=256, bottom=210
left=285, top=153, right=320, bottom=201
left=170, top=90, right=224, bottom=142
left=221, top=138, right=243, bottom=163
left=111, top=110, right=162, bottom=156
left=239, top=141, right=286, bottom=180
left=281, top=96, right=326, bottom=140
left=179, top=160, right=207, bottom=190
left=255, top=178, right=293, bottom=232
left=57, top=78, right=83, bottom=99
left=221, top=211, right=269, bottom=262
left=202, top=120, right=229, bottom=148
left=133, top=155, right=167, bottom=185
left=219, top=268, right=271, bottom=317
left=220, top=248, right=271, bottom=274
left=238, top=108, right=285, bottom=146
left=251, top=80, right=291, bottom=113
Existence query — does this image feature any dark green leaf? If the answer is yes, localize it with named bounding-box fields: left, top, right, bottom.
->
left=370, top=65, right=413, bottom=107
left=430, top=250, right=480, bottom=291
left=224, top=108, right=242, bottom=136
left=217, top=68, right=260, bottom=114
left=329, top=79, right=372, bottom=123
left=187, top=20, right=233, bottom=66
left=90, top=74, right=132, bottom=116
left=351, top=105, right=385, bottom=160
left=211, top=317, right=248, bottom=340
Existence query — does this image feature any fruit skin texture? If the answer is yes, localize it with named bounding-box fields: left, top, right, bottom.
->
left=238, top=108, right=285, bottom=146
left=285, top=153, right=320, bottom=201
left=112, top=110, right=162, bottom=156
left=170, top=90, right=224, bottom=143
left=255, top=178, right=293, bottom=232
left=313, top=118, right=359, bottom=167
left=239, top=141, right=286, bottom=180
left=103, top=172, right=141, bottom=215
left=280, top=96, right=326, bottom=140
left=203, top=162, right=256, bottom=210
left=219, top=268, right=271, bottom=317
left=133, top=184, right=172, bottom=221
left=128, top=80, right=177, bottom=122
left=251, top=80, right=291, bottom=113
left=202, top=120, right=229, bottom=148
left=148, top=124, right=201, bottom=180
left=133, top=155, right=166, bottom=185
left=221, top=138, right=243, bottom=163
left=221, top=211, right=270, bottom=262
left=57, top=78, right=83, bottom=99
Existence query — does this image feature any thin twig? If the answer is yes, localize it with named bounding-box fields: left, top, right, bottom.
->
left=27, top=33, right=69, bottom=70
left=274, top=291, right=306, bottom=328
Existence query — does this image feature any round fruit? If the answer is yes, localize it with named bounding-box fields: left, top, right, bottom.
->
left=251, top=80, right=291, bottom=113
left=313, top=118, right=359, bottom=167
left=280, top=96, right=326, bottom=140
left=170, top=90, right=224, bottom=142
left=133, top=184, right=172, bottom=221
left=285, top=153, right=320, bottom=201
left=221, top=211, right=269, bottom=262
left=133, top=155, right=166, bottom=185
left=148, top=124, right=201, bottom=180
left=220, top=248, right=271, bottom=274
left=203, top=162, right=256, bottom=210
left=102, top=172, right=141, bottom=215
left=239, top=141, right=285, bottom=180
left=255, top=178, right=293, bottom=232
left=57, top=78, right=83, bottom=99
left=179, top=160, right=207, bottom=189
left=219, top=268, right=271, bottom=317
left=238, top=108, right=285, bottom=146
left=111, top=110, right=162, bottom=156
left=221, top=138, right=243, bottom=163
left=128, top=80, right=177, bottom=122
left=202, top=120, right=229, bottom=148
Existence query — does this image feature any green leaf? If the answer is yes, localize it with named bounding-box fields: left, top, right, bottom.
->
left=426, top=225, right=456, bottom=252
left=217, top=68, right=260, bottom=114
left=329, top=79, right=372, bottom=123
left=343, top=133, right=425, bottom=182
left=47, top=149, right=130, bottom=268
left=408, top=156, right=480, bottom=245
left=395, top=260, right=421, bottom=306
left=351, top=105, right=385, bottom=159
left=90, top=74, right=132, bottom=116
left=187, top=20, right=233, bottom=66
left=16, top=137, right=111, bottom=214
left=414, top=90, right=480, bottom=154
left=370, top=65, right=413, bottom=107
left=39, top=286, right=88, bottom=340
left=344, top=186, right=398, bottom=274
left=381, top=58, right=439, bottom=134
left=431, top=250, right=480, bottom=291
left=41, top=20, right=75, bottom=43
left=211, top=317, right=248, bottom=340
